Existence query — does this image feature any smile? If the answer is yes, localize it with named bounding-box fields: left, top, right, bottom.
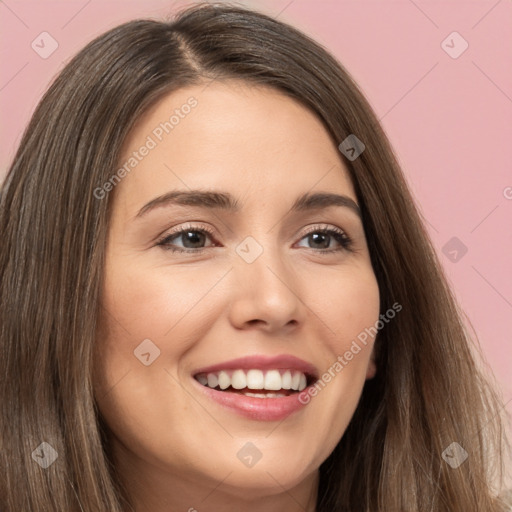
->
left=192, top=354, right=318, bottom=421
left=195, top=369, right=309, bottom=396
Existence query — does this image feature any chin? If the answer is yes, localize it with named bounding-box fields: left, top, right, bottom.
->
left=197, top=452, right=316, bottom=498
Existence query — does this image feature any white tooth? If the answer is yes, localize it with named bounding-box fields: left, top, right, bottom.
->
left=275, top=393, right=286, bottom=397
left=207, top=373, right=218, bottom=388
left=298, top=373, right=307, bottom=391
left=244, top=392, right=267, bottom=398
left=231, top=369, right=247, bottom=390
left=197, top=374, right=208, bottom=386
left=291, top=371, right=301, bottom=391
left=218, top=371, right=230, bottom=390
left=266, top=392, right=277, bottom=398
left=246, top=369, right=264, bottom=389
left=264, top=369, right=283, bottom=390
left=281, top=370, right=292, bottom=389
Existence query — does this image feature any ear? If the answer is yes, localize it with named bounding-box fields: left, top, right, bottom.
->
left=365, top=349, right=377, bottom=379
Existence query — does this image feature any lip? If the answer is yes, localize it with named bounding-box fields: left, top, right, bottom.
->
left=192, top=377, right=314, bottom=421
left=192, top=354, right=319, bottom=379
left=191, top=354, right=318, bottom=421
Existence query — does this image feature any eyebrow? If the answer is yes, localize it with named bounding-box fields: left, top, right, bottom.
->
left=135, top=189, right=361, bottom=219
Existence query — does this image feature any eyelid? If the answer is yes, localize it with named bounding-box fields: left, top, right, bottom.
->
left=299, top=223, right=346, bottom=237
left=155, top=222, right=217, bottom=246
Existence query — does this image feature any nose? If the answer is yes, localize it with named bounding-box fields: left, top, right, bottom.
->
left=227, top=241, right=304, bottom=333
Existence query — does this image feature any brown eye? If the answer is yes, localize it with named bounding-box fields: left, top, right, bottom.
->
left=296, top=227, right=353, bottom=253
left=156, top=224, right=216, bottom=253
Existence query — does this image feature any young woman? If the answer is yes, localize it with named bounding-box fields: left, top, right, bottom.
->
left=0, top=3, right=509, bottom=511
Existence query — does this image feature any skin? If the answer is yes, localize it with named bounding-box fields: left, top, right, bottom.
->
left=93, top=80, right=380, bottom=512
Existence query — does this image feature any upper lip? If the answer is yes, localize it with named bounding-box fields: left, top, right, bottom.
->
left=193, top=354, right=319, bottom=380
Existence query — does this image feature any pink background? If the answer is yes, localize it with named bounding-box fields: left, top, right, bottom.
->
left=1, top=0, right=511, bottom=434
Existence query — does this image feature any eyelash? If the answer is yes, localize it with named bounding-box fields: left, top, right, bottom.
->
left=155, top=222, right=353, bottom=255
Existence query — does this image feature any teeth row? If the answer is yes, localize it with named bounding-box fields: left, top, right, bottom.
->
left=196, top=369, right=308, bottom=391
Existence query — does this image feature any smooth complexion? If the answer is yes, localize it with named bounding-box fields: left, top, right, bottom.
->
left=93, top=80, right=380, bottom=512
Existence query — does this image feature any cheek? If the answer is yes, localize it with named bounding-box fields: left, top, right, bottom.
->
left=98, top=253, right=223, bottom=341
left=312, top=266, right=380, bottom=352
left=93, top=253, right=229, bottom=397
left=92, top=258, right=205, bottom=460
left=300, top=266, right=380, bottom=410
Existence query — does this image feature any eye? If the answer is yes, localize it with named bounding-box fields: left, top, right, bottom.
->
left=295, top=225, right=353, bottom=254
left=156, top=223, right=216, bottom=253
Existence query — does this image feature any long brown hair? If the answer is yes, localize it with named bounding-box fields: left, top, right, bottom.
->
left=0, top=3, right=509, bottom=510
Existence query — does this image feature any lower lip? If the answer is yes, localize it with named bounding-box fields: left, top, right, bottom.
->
left=192, top=378, right=311, bottom=421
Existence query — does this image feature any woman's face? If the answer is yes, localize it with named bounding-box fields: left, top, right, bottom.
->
left=94, top=80, right=380, bottom=507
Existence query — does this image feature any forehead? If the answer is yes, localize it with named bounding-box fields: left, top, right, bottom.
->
left=114, top=80, right=356, bottom=212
